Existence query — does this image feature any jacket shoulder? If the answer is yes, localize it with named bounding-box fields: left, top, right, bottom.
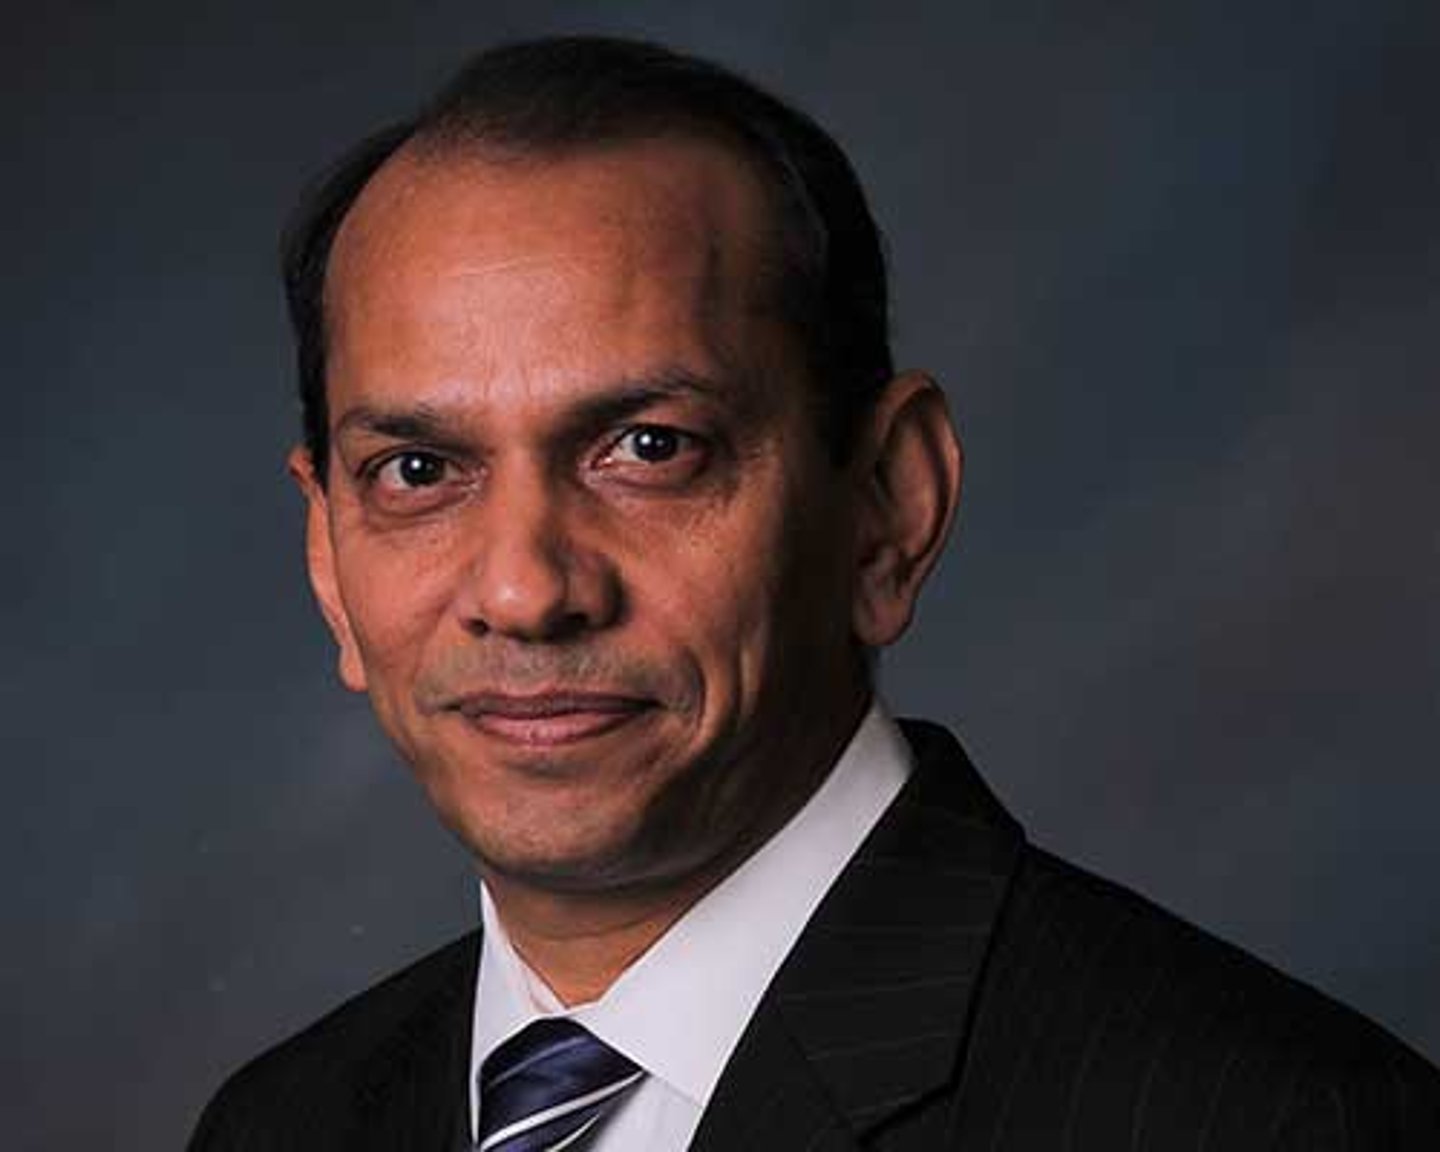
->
left=186, top=931, right=479, bottom=1151
left=956, top=846, right=1440, bottom=1149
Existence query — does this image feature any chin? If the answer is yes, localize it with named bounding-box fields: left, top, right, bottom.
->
left=427, top=773, right=670, bottom=890
left=409, top=714, right=749, bottom=895
left=475, top=787, right=744, bottom=900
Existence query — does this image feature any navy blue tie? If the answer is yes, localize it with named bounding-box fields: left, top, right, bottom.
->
left=476, top=1018, right=644, bottom=1151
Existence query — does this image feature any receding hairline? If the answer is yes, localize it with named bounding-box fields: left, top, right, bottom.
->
left=354, top=122, right=790, bottom=213
left=368, top=122, right=807, bottom=260
left=323, top=128, right=810, bottom=346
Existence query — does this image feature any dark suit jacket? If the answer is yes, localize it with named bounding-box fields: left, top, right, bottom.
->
left=189, top=720, right=1440, bottom=1149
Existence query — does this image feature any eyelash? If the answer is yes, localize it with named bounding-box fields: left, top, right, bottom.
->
left=365, top=451, right=451, bottom=488
left=599, top=424, right=704, bottom=468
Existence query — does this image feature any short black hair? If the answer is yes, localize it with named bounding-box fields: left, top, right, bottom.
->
left=281, top=35, right=893, bottom=477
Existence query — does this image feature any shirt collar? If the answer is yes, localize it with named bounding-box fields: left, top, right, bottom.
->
left=469, top=698, right=912, bottom=1123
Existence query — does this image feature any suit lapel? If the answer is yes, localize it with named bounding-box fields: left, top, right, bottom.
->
left=688, top=999, right=867, bottom=1151
left=350, top=930, right=481, bottom=1152
left=692, top=720, right=1025, bottom=1149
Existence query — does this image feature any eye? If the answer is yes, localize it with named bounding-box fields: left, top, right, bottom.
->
left=375, top=451, right=450, bottom=489
left=357, top=450, right=471, bottom=515
left=594, top=423, right=710, bottom=490
left=608, top=425, right=688, bottom=464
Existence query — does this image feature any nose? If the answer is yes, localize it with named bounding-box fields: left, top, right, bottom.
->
left=456, top=465, right=620, bottom=641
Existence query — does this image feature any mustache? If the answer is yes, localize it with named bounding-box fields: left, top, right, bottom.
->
left=414, top=645, right=677, bottom=711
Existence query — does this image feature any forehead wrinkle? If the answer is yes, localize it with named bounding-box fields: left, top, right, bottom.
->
left=439, top=254, right=587, bottom=279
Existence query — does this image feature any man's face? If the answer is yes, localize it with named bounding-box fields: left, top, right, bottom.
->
left=298, top=139, right=874, bottom=896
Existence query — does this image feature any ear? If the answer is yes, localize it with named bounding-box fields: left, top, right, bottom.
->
left=287, top=446, right=368, bottom=693
left=851, top=372, right=964, bottom=648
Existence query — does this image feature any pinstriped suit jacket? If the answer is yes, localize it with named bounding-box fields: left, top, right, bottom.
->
left=188, top=720, right=1440, bottom=1150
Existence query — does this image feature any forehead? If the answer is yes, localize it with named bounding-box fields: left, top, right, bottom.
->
left=323, top=138, right=794, bottom=409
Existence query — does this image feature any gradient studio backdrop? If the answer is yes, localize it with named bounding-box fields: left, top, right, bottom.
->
left=9, top=1, right=1438, bottom=1147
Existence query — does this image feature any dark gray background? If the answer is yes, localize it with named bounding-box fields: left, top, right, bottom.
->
left=8, top=2, right=1437, bottom=1148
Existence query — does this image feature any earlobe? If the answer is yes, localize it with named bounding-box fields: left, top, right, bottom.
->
left=851, top=373, right=963, bottom=648
left=287, top=447, right=368, bottom=693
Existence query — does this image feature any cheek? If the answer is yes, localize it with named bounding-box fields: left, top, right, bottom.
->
left=332, top=528, right=458, bottom=674
left=619, top=495, right=797, bottom=708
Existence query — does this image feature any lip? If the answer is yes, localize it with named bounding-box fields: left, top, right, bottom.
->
left=448, top=691, right=655, bottom=747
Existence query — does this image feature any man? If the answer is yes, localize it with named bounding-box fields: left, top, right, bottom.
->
left=190, top=35, right=1439, bottom=1151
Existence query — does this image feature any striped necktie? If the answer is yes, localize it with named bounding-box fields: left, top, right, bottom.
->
left=476, top=1018, right=645, bottom=1151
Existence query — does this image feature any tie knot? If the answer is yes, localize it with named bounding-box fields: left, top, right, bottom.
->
left=477, top=1018, right=644, bottom=1151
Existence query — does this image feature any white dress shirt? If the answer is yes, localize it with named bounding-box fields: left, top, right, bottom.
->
left=468, top=699, right=914, bottom=1150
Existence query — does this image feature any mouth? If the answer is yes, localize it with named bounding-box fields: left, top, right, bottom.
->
left=447, top=691, right=656, bottom=747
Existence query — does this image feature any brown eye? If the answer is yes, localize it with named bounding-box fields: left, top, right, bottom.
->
left=612, top=425, right=683, bottom=464
left=359, top=449, right=470, bottom=517
left=594, top=423, right=712, bottom=491
left=381, top=452, right=448, bottom=488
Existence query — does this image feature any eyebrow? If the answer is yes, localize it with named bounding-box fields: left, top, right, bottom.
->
left=331, top=369, right=740, bottom=443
